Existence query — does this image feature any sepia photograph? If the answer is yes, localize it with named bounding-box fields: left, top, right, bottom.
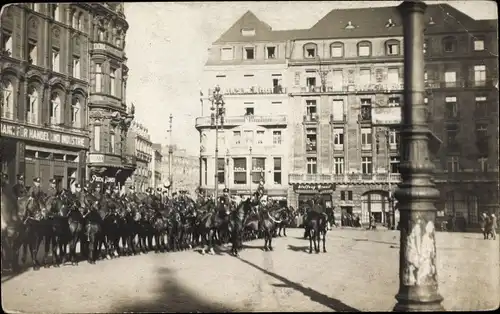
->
left=0, top=1, right=499, bottom=312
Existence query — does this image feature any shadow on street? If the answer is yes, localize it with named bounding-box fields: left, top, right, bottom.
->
left=287, top=244, right=309, bottom=253
left=236, top=257, right=360, bottom=312
left=111, top=267, right=236, bottom=313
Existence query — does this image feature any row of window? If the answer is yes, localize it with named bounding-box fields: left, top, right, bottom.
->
left=305, top=127, right=399, bottom=154
left=306, top=156, right=400, bottom=175
left=92, top=125, right=118, bottom=154
left=446, top=156, right=490, bottom=173
left=207, top=130, right=283, bottom=146
left=202, top=157, right=282, bottom=185
left=444, top=95, right=490, bottom=119
left=0, top=80, right=83, bottom=128
left=434, top=65, right=488, bottom=86
left=219, top=37, right=487, bottom=61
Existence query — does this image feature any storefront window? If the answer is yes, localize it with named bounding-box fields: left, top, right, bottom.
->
left=252, top=157, right=265, bottom=184
left=233, top=157, right=246, bottom=184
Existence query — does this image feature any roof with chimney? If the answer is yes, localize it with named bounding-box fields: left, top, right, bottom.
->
left=213, top=4, right=497, bottom=44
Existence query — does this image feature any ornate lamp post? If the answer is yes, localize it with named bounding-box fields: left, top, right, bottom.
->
left=394, top=1, right=443, bottom=311
left=168, top=114, right=173, bottom=196
left=209, top=85, right=225, bottom=206
left=226, top=148, right=230, bottom=196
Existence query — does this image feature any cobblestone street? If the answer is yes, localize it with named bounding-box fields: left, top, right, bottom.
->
left=2, top=228, right=499, bottom=312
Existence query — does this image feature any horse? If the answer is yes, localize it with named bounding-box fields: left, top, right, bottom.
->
left=97, top=195, right=122, bottom=259
left=56, top=189, right=84, bottom=265
left=1, top=186, right=25, bottom=272
left=258, top=205, right=282, bottom=251
left=198, top=201, right=230, bottom=255
left=304, top=211, right=328, bottom=254
left=16, top=194, right=48, bottom=270
left=117, top=201, right=142, bottom=256
left=275, top=206, right=294, bottom=237
left=82, top=195, right=103, bottom=264
left=229, top=198, right=249, bottom=256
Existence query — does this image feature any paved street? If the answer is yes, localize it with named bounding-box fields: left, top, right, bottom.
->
left=2, top=228, right=499, bottom=312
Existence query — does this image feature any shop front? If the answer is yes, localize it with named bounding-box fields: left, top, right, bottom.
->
left=291, top=183, right=335, bottom=210
left=1, top=121, right=89, bottom=190
left=88, top=152, right=133, bottom=189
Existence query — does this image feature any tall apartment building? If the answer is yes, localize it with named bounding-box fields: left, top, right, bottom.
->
left=196, top=11, right=290, bottom=203
left=200, top=4, right=498, bottom=227
left=150, top=143, right=162, bottom=189
left=0, top=3, right=135, bottom=190
left=126, top=121, right=152, bottom=192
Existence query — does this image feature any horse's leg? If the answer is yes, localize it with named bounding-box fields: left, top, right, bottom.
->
left=322, top=228, right=327, bottom=253
left=269, top=228, right=274, bottom=251
left=308, top=228, right=313, bottom=254
left=283, top=225, right=287, bottom=237
left=30, top=231, right=42, bottom=270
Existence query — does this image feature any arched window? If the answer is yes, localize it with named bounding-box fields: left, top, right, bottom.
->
left=98, top=29, right=105, bottom=41
left=357, top=41, right=372, bottom=57
left=330, top=42, right=344, bottom=58
left=71, top=97, right=81, bottom=128
left=1, top=80, right=14, bottom=119
left=50, top=92, right=62, bottom=125
left=303, top=43, right=318, bottom=59
left=72, top=10, right=80, bottom=29
left=26, top=86, right=39, bottom=124
left=79, top=12, right=84, bottom=31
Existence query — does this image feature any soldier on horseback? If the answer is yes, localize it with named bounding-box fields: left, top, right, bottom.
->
left=73, top=183, right=88, bottom=214
left=124, top=186, right=138, bottom=205
left=92, top=184, right=103, bottom=203
left=12, top=174, right=28, bottom=199
left=45, top=178, right=59, bottom=211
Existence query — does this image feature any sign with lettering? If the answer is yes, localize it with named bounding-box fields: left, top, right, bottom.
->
left=1, top=122, right=88, bottom=148
left=90, top=175, right=116, bottom=184
left=89, top=154, right=105, bottom=163
left=371, top=106, right=402, bottom=125
left=292, top=183, right=335, bottom=193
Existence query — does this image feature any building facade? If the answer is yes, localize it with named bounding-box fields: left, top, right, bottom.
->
left=200, top=4, right=498, bottom=227
left=85, top=3, right=136, bottom=187
left=1, top=3, right=91, bottom=190
left=161, top=145, right=199, bottom=195
left=150, top=143, right=162, bottom=189
left=0, top=3, right=135, bottom=190
left=196, top=11, right=291, bottom=203
left=126, top=121, right=152, bottom=192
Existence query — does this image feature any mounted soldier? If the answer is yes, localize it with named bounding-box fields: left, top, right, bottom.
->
left=83, top=182, right=91, bottom=194
left=45, top=178, right=59, bottom=211
left=92, top=183, right=103, bottom=203
left=218, top=187, right=231, bottom=211
left=1, top=172, right=8, bottom=188
left=154, top=187, right=163, bottom=208
left=12, top=174, right=28, bottom=199
left=124, top=185, right=138, bottom=204
left=73, top=183, right=88, bottom=214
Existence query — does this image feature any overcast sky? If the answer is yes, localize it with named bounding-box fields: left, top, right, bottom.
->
left=123, top=1, right=498, bottom=155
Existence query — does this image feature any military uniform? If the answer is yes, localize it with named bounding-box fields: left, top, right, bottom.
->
left=73, top=183, right=87, bottom=211
left=12, top=174, right=28, bottom=198
left=92, top=184, right=103, bottom=202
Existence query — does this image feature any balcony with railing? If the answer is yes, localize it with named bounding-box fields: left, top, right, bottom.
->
left=289, top=172, right=402, bottom=184
left=195, top=114, right=287, bottom=128
left=91, top=42, right=125, bottom=58
left=291, top=82, right=404, bottom=95
left=208, top=86, right=287, bottom=96
left=432, top=170, right=497, bottom=182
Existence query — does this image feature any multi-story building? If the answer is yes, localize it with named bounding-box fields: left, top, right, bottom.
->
left=85, top=3, right=136, bottom=186
left=161, top=144, right=199, bottom=195
left=150, top=143, right=162, bottom=189
left=126, top=121, right=152, bottom=192
left=196, top=11, right=291, bottom=203
left=1, top=3, right=92, bottom=190
left=200, top=4, right=498, bottom=227
left=0, top=3, right=135, bottom=190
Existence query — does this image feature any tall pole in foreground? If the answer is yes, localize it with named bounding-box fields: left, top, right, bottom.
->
left=168, top=114, right=173, bottom=196
left=394, top=1, right=444, bottom=311
left=210, top=86, right=225, bottom=206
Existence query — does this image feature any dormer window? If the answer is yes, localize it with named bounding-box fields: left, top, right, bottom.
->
left=221, top=47, right=233, bottom=61
left=304, top=43, right=317, bottom=59
left=443, top=36, right=457, bottom=53
left=266, top=46, right=276, bottom=59
left=385, top=19, right=395, bottom=28
left=357, top=41, right=372, bottom=57
left=345, top=21, right=355, bottom=29
left=244, top=47, right=255, bottom=60
left=330, top=42, right=344, bottom=58
left=385, top=40, right=400, bottom=56
left=241, top=28, right=255, bottom=37
left=474, top=38, right=485, bottom=51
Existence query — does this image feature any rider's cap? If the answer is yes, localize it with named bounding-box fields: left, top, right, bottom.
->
left=84, top=182, right=90, bottom=188
left=223, top=188, right=229, bottom=193
left=95, top=183, right=102, bottom=188
left=17, top=174, right=24, bottom=180
left=2, top=172, right=8, bottom=179
left=129, top=186, right=135, bottom=190
left=49, top=178, right=56, bottom=184
left=253, top=191, right=260, bottom=197
left=172, top=192, right=177, bottom=196
left=75, top=183, right=81, bottom=188
left=33, top=177, right=41, bottom=183
left=156, top=187, right=162, bottom=192
left=113, top=185, right=120, bottom=190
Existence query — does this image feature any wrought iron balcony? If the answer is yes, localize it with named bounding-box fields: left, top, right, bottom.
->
left=289, top=173, right=333, bottom=183
left=208, top=86, right=287, bottom=96
left=195, top=114, right=287, bottom=128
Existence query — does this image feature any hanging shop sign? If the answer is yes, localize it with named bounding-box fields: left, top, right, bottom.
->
left=90, top=175, right=116, bottom=184
left=1, top=121, right=88, bottom=148
left=292, top=183, right=335, bottom=193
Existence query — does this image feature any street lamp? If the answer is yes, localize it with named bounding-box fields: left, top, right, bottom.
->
left=209, top=85, right=225, bottom=206
left=226, top=148, right=230, bottom=197
left=395, top=1, right=443, bottom=311
left=168, top=114, right=173, bottom=196
left=249, top=145, right=252, bottom=198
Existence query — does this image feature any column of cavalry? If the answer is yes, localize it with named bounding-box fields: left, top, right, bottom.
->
left=1, top=173, right=329, bottom=272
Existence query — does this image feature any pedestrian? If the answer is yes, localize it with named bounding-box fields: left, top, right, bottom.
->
left=489, top=213, right=497, bottom=240
left=480, top=212, right=489, bottom=239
